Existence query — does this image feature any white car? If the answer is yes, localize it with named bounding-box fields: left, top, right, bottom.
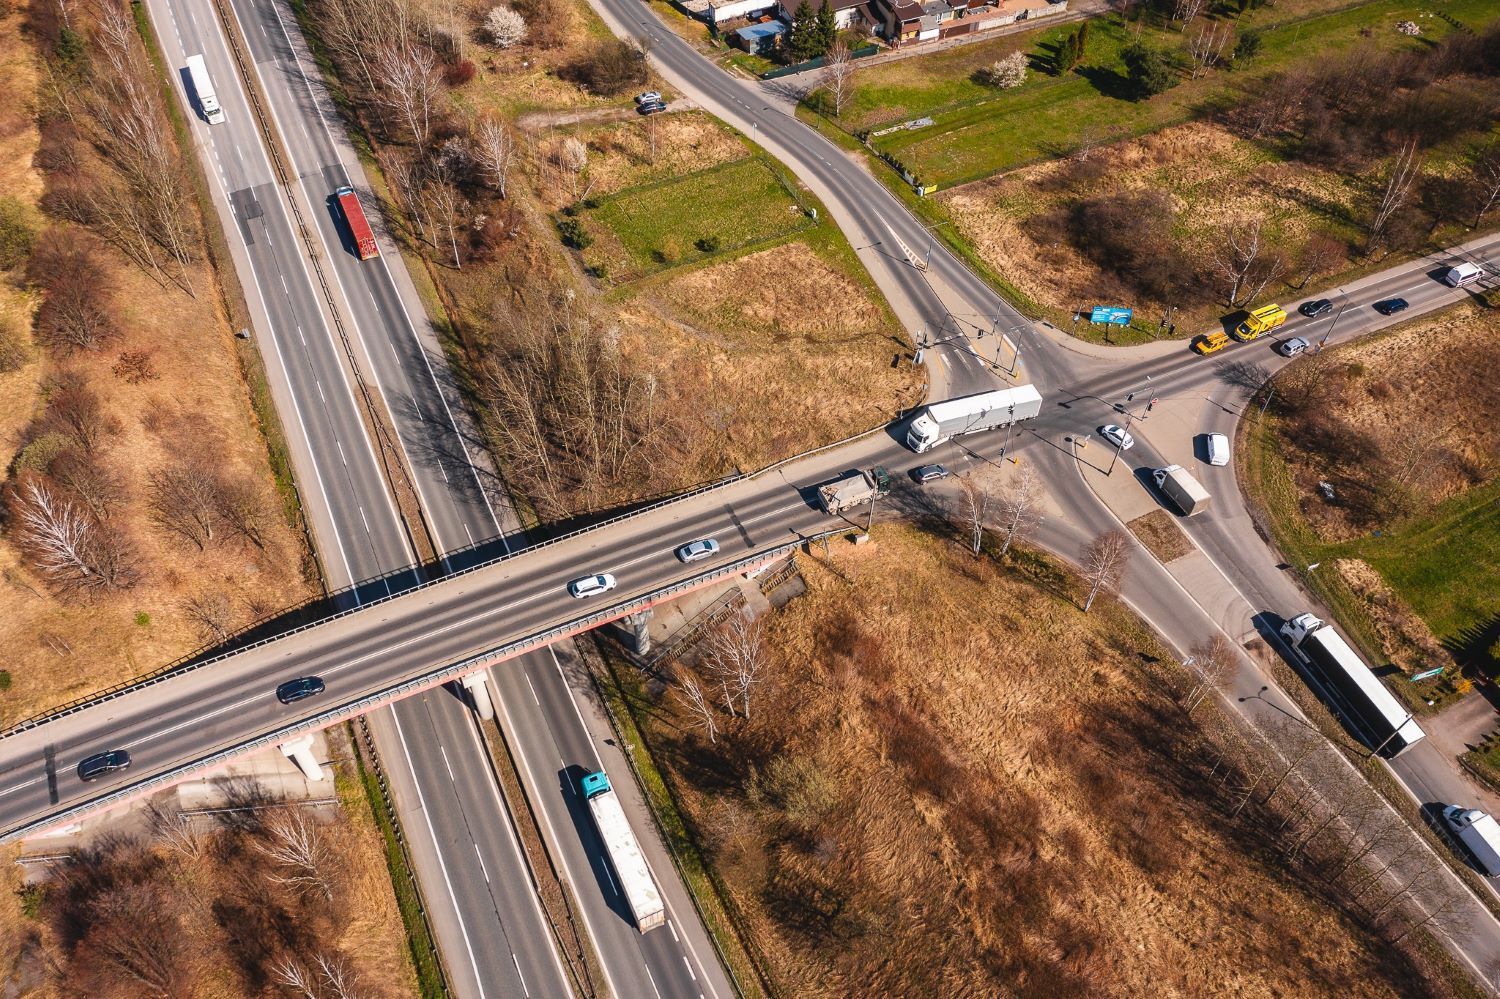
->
left=567, top=573, right=617, bottom=598
left=675, top=538, right=720, bottom=563
left=635, top=91, right=662, bottom=105
left=1099, top=424, right=1135, bottom=450
left=1206, top=432, right=1230, bottom=466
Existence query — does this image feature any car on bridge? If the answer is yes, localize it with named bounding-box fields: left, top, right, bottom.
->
left=276, top=676, right=326, bottom=705
left=1099, top=424, right=1135, bottom=451
left=568, top=573, right=618, bottom=598
left=77, top=750, right=131, bottom=783
left=675, top=539, right=720, bottom=563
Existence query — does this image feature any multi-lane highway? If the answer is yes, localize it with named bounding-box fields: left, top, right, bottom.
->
left=145, top=0, right=570, bottom=993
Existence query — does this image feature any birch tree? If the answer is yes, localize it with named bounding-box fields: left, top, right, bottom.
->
left=8, top=476, right=135, bottom=593
left=1214, top=217, right=1287, bottom=307
left=820, top=41, right=856, bottom=117
left=955, top=470, right=996, bottom=557
left=472, top=117, right=516, bottom=198
left=1366, top=140, right=1422, bottom=252
left=375, top=44, right=441, bottom=146
left=1080, top=529, right=1130, bottom=612
left=674, top=675, right=718, bottom=744
left=994, top=461, right=1042, bottom=559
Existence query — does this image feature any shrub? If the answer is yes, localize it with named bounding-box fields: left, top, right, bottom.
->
left=444, top=59, right=476, bottom=86
left=565, top=38, right=648, bottom=96
left=1234, top=28, right=1262, bottom=63
left=0, top=670, right=11, bottom=691
left=485, top=6, right=528, bottom=48
left=12, top=432, right=71, bottom=475
left=986, top=51, right=1028, bottom=89
left=695, top=235, right=721, bottom=253
left=1122, top=43, right=1176, bottom=99
left=0, top=311, right=30, bottom=373
left=0, top=197, right=35, bottom=270
left=557, top=217, right=592, bottom=249
left=17, top=884, right=45, bottom=921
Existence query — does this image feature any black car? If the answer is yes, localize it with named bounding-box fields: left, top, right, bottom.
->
left=276, top=676, right=326, bottom=705
left=913, top=464, right=950, bottom=483
left=637, top=101, right=666, bottom=116
left=1299, top=298, right=1333, bottom=318
left=1374, top=297, right=1409, bottom=316
left=77, top=749, right=131, bottom=782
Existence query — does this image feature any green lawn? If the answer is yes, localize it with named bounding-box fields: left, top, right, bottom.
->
left=839, top=0, right=1496, bottom=189
left=578, top=156, right=815, bottom=281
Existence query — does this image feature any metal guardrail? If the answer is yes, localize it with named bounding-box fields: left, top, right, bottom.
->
left=0, top=536, right=834, bottom=843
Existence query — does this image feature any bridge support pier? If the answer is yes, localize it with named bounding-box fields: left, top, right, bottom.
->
left=279, top=735, right=325, bottom=782
left=462, top=671, right=495, bottom=721
left=618, top=609, right=654, bottom=656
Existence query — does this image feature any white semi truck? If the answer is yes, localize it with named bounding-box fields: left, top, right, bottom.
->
left=905, top=385, right=1043, bottom=453
left=580, top=770, right=665, bottom=932
left=185, top=54, right=225, bottom=125
left=1280, top=613, right=1427, bottom=757
left=1442, top=806, right=1500, bottom=877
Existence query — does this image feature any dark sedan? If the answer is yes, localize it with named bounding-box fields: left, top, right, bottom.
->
left=1374, top=297, right=1409, bottom=316
left=276, top=676, right=326, bottom=705
left=1299, top=299, right=1333, bottom=318
left=77, top=749, right=131, bottom=782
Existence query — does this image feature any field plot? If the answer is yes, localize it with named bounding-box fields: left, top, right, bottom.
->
left=612, top=525, right=1459, bottom=997
left=576, top=157, right=815, bottom=281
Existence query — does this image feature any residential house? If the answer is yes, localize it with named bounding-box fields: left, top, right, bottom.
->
left=775, top=0, right=871, bottom=33
left=871, top=0, right=1066, bottom=45
left=681, top=0, right=779, bottom=27
left=731, top=18, right=789, bottom=54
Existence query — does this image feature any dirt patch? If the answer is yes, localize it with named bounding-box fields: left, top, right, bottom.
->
left=1334, top=558, right=1450, bottom=678
left=1128, top=509, right=1192, bottom=563
left=635, top=525, right=1446, bottom=997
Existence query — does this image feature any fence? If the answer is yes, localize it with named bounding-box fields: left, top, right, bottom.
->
left=762, top=44, right=878, bottom=79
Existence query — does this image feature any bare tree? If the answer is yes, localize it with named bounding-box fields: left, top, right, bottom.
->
left=425, top=173, right=467, bottom=269
left=472, top=117, right=515, bottom=198
left=50, top=451, right=126, bottom=522
left=1293, top=232, right=1347, bottom=289
left=316, top=952, right=362, bottom=999
left=1367, top=139, right=1423, bottom=252
left=704, top=610, right=767, bottom=720
left=1467, top=140, right=1500, bottom=229
left=954, top=469, right=997, bottom=557
left=8, top=476, right=135, bottom=593
left=183, top=589, right=237, bottom=644
left=28, top=236, right=120, bottom=350
left=1214, top=217, right=1287, bottom=307
left=1187, top=21, right=1232, bottom=78
left=72, top=883, right=185, bottom=997
left=150, top=459, right=221, bottom=550
left=375, top=44, right=441, bottom=146
left=272, top=955, right=321, bottom=999
left=1172, top=0, right=1207, bottom=24
left=994, top=461, right=1042, bottom=559
left=384, top=152, right=429, bottom=242
left=674, top=674, right=718, bottom=744
left=485, top=5, right=528, bottom=47
left=1259, top=718, right=1324, bottom=806
left=44, top=373, right=117, bottom=454
left=213, top=472, right=271, bottom=550
left=1080, top=529, right=1131, bottom=612
left=1181, top=633, right=1235, bottom=712
left=254, top=808, right=339, bottom=901
left=557, top=136, right=589, bottom=201
left=820, top=41, right=857, bottom=118
left=144, top=799, right=204, bottom=860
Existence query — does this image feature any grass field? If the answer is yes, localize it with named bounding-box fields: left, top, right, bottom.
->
left=836, top=0, right=1494, bottom=189
left=1239, top=305, right=1500, bottom=701
left=577, top=156, right=816, bottom=281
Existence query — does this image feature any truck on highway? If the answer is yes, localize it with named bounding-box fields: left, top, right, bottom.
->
left=580, top=770, right=666, bottom=932
left=335, top=185, right=380, bottom=260
left=184, top=54, right=225, bottom=125
left=1279, top=613, right=1427, bottom=757
left=1152, top=465, right=1211, bottom=516
left=905, top=384, right=1043, bottom=453
left=818, top=467, right=891, bottom=515
left=1231, top=304, right=1286, bottom=342
left=1442, top=806, right=1500, bottom=876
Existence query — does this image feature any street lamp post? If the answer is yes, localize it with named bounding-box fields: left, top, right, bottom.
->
left=1320, top=296, right=1348, bottom=349
left=1106, top=410, right=1134, bottom=476
left=1368, top=712, right=1415, bottom=758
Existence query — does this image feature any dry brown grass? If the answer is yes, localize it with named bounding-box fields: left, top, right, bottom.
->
left=641, top=525, right=1443, bottom=997
left=532, top=111, right=748, bottom=210
left=1272, top=305, right=1500, bottom=542
left=0, top=12, right=316, bottom=726
left=940, top=120, right=1368, bottom=329
left=1128, top=509, right=1193, bottom=564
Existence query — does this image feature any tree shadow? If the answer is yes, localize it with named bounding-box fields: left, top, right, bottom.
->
left=1075, top=64, right=1137, bottom=102
left=1444, top=611, right=1500, bottom=680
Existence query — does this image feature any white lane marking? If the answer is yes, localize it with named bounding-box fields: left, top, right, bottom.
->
left=668, top=919, right=679, bottom=942
left=683, top=956, right=697, bottom=981
left=389, top=707, right=490, bottom=998
left=440, top=744, right=455, bottom=782
left=641, top=961, right=665, bottom=999
left=474, top=843, right=490, bottom=883
left=525, top=673, right=541, bottom=706
left=512, top=953, right=530, bottom=998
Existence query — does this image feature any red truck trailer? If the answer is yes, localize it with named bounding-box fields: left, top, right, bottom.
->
left=335, top=185, right=379, bottom=260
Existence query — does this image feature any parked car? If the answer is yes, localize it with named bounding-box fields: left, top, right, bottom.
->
left=1099, top=424, right=1135, bottom=450
left=1299, top=299, right=1333, bottom=318
left=1374, top=297, right=1409, bottom=316
left=1206, top=432, right=1230, bottom=466
left=1277, top=336, right=1310, bottom=357
left=675, top=539, right=720, bottom=563
left=913, top=464, right=949, bottom=483
left=568, top=573, right=618, bottom=598
left=634, top=91, right=662, bottom=105
left=77, top=749, right=131, bottom=782
left=276, top=676, right=326, bottom=705
left=637, top=101, right=666, bottom=116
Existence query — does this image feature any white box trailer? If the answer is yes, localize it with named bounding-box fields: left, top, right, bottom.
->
left=185, top=54, right=225, bottom=125
left=905, top=385, right=1043, bottom=453
left=1443, top=806, right=1500, bottom=877
left=1280, top=613, right=1426, bottom=757
left=580, top=770, right=665, bottom=932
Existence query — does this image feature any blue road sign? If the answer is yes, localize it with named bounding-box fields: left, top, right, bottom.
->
left=1090, top=306, right=1133, bottom=326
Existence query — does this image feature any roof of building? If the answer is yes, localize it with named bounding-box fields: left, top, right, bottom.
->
left=734, top=18, right=788, bottom=37
left=780, top=0, right=867, bottom=14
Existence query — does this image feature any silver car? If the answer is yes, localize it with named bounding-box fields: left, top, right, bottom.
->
left=1277, top=336, right=1310, bottom=357
left=567, top=573, right=617, bottom=598
left=676, top=538, right=720, bottom=563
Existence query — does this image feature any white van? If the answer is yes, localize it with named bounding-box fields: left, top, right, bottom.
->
left=1206, top=433, right=1230, bottom=467
left=1443, top=261, right=1482, bottom=288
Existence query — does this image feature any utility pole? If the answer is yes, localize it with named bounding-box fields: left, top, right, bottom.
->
left=1369, top=712, right=1414, bottom=758
left=1002, top=403, right=1016, bottom=458
left=1320, top=296, right=1348, bottom=349
left=1106, top=409, right=1134, bottom=476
